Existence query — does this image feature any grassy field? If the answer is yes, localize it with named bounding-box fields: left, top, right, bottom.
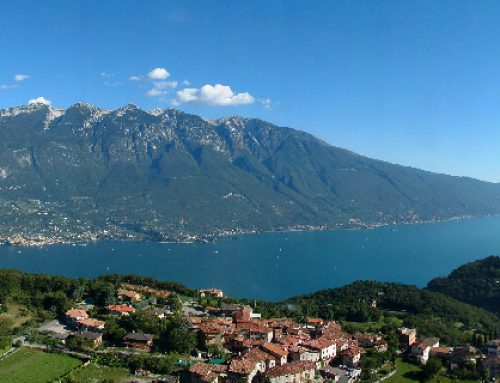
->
left=0, top=302, right=32, bottom=328
left=385, top=359, right=480, bottom=383
left=0, top=348, right=82, bottom=383
left=67, top=363, right=134, bottom=383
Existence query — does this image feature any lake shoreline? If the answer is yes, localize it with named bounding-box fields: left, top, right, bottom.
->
left=1, top=212, right=489, bottom=248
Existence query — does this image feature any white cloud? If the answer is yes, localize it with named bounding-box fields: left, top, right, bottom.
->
left=14, top=74, right=30, bottom=81
left=129, top=75, right=142, bottom=81
left=147, top=80, right=178, bottom=97
left=173, top=84, right=255, bottom=106
left=0, top=84, right=18, bottom=90
left=100, top=72, right=113, bottom=78
left=182, top=79, right=190, bottom=86
left=147, top=67, right=170, bottom=80
left=28, top=96, right=51, bottom=105
left=259, top=98, right=277, bottom=110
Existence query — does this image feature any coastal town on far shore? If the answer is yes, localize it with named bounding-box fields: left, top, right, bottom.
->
left=5, top=282, right=499, bottom=383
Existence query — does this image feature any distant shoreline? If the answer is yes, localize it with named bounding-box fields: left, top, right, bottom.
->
left=1, top=213, right=495, bottom=248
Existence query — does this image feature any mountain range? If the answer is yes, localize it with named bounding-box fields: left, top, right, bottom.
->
left=1, top=102, right=500, bottom=243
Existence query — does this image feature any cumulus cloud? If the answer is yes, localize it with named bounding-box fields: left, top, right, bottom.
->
left=129, top=75, right=141, bottom=81
left=28, top=96, right=51, bottom=105
left=14, top=74, right=30, bottom=81
left=173, top=84, right=255, bottom=106
left=147, top=67, right=170, bottom=80
left=100, top=72, right=113, bottom=78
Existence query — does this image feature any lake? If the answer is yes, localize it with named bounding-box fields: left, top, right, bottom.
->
left=1, top=216, right=500, bottom=300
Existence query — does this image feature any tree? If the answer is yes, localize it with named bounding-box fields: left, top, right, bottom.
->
left=159, top=319, right=196, bottom=354
left=421, top=357, right=442, bottom=381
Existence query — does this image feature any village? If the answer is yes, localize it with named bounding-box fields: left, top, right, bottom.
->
left=12, top=284, right=499, bottom=383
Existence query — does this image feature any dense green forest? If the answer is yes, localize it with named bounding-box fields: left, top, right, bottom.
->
left=427, top=255, right=500, bottom=316
left=279, top=280, right=500, bottom=345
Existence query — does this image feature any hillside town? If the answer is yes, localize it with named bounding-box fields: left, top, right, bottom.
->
left=13, top=283, right=499, bottom=383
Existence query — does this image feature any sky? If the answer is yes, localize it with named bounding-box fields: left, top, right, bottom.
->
left=1, top=1, right=500, bottom=182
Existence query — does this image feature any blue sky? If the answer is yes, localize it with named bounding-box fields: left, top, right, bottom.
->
left=1, top=1, right=500, bottom=182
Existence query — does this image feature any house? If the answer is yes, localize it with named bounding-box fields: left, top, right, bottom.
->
left=237, top=323, right=273, bottom=342
left=430, top=347, right=452, bottom=359
left=487, top=339, right=500, bottom=356
left=233, top=309, right=251, bottom=323
left=306, top=318, right=324, bottom=328
left=410, top=341, right=431, bottom=365
left=190, top=363, right=228, bottom=383
left=143, top=308, right=170, bottom=319
left=199, top=289, right=224, bottom=298
left=264, top=360, right=316, bottom=383
left=450, top=345, right=477, bottom=364
left=397, top=327, right=417, bottom=349
left=75, top=331, right=103, bottom=348
left=228, top=348, right=268, bottom=383
left=124, top=332, right=154, bottom=351
left=302, top=338, right=336, bottom=360
left=354, top=332, right=383, bottom=348
left=423, top=337, right=440, bottom=348
left=260, top=342, right=289, bottom=365
left=76, top=318, right=106, bottom=332
left=341, top=347, right=361, bottom=367
left=289, top=346, right=320, bottom=363
left=199, top=323, right=228, bottom=347
left=65, top=309, right=89, bottom=324
left=106, top=304, right=136, bottom=316
left=117, top=289, right=142, bottom=302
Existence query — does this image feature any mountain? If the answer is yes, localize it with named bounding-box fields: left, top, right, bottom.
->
left=427, top=256, right=500, bottom=316
left=1, top=102, right=500, bottom=243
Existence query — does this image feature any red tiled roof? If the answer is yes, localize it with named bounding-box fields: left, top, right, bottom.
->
left=65, top=309, right=89, bottom=319
left=117, top=289, right=137, bottom=298
left=190, top=363, right=228, bottom=382
left=107, top=304, right=136, bottom=313
left=261, top=342, right=289, bottom=358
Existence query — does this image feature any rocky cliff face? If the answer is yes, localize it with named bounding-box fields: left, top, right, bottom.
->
left=1, top=102, right=500, bottom=243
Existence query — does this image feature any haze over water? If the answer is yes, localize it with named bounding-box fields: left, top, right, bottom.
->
left=1, top=215, right=499, bottom=301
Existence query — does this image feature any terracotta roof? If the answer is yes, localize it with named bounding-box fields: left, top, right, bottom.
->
left=106, top=304, right=136, bottom=313
left=342, top=347, right=361, bottom=358
left=431, top=347, right=451, bottom=354
left=307, top=318, right=324, bottom=325
left=229, top=348, right=271, bottom=374
left=265, top=361, right=316, bottom=378
left=65, top=309, right=89, bottom=319
left=261, top=342, right=289, bottom=358
left=302, top=338, right=336, bottom=351
left=117, top=289, right=137, bottom=298
left=199, top=323, right=227, bottom=335
left=190, top=363, right=228, bottom=382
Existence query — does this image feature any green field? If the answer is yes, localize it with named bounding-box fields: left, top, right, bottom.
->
left=0, top=348, right=82, bottom=383
left=66, top=363, right=134, bottom=383
left=385, top=359, right=480, bottom=383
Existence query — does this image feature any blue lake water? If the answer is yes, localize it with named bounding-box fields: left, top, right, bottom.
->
left=1, top=216, right=500, bottom=300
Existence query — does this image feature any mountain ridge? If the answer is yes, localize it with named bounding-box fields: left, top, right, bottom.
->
left=1, top=102, right=500, bottom=245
